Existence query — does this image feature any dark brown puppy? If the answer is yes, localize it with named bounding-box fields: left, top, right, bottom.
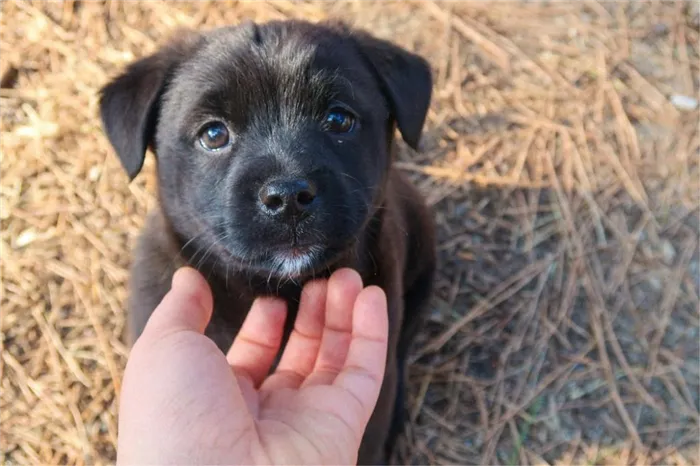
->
left=99, top=20, right=435, bottom=464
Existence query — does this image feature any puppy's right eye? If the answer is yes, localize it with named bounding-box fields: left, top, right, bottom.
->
left=198, top=122, right=231, bottom=151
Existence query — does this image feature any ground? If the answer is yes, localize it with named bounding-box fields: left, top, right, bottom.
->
left=1, top=1, right=698, bottom=465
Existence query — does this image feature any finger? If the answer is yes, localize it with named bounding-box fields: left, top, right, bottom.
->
left=333, top=285, right=388, bottom=423
left=260, top=279, right=327, bottom=391
left=302, top=268, right=363, bottom=387
left=140, top=267, right=214, bottom=339
left=226, top=297, right=287, bottom=387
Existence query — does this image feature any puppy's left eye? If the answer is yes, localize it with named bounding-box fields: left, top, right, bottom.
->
left=323, top=109, right=356, bottom=134
left=198, top=122, right=231, bottom=151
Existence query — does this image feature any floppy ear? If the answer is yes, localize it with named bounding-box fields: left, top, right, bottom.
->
left=350, top=30, right=432, bottom=149
left=98, top=32, right=202, bottom=180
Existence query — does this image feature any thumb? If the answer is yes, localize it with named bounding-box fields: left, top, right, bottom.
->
left=140, top=267, right=214, bottom=339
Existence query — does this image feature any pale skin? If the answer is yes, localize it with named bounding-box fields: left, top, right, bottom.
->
left=117, top=266, right=389, bottom=465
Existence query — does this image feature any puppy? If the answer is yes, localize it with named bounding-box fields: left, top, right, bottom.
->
left=99, top=20, right=436, bottom=464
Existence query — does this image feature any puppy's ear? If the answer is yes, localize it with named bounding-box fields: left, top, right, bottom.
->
left=351, top=30, right=432, bottom=149
left=98, top=31, right=202, bottom=180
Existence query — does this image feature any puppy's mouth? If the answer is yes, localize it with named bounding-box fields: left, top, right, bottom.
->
left=181, top=217, right=356, bottom=280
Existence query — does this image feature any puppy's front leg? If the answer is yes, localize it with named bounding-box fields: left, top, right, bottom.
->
left=358, top=353, right=398, bottom=465
left=124, top=210, right=183, bottom=345
left=357, top=286, right=403, bottom=465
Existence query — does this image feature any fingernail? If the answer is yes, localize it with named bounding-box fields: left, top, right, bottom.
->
left=172, top=267, right=186, bottom=287
left=171, top=267, right=209, bottom=312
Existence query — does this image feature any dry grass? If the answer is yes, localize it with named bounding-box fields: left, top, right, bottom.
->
left=1, top=1, right=699, bottom=465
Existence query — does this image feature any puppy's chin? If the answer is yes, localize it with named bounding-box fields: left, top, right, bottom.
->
left=267, top=245, right=326, bottom=279
left=176, top=221, right=358, bottom=281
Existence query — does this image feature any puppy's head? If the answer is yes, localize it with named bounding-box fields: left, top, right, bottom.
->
left=99, top=20, right=431, bottom=279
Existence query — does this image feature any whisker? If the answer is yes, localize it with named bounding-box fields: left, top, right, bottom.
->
left=172, top=218, right=229, bottom=265
left=339, top=171, right=363, bottom=186
left=225, top=259, right=230, bottom=291
left=194, top=229, right=229, bottom=271
left=207, top=233, right=230, bottom=282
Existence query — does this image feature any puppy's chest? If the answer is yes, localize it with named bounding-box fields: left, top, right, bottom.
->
left=203, top=266, right=400, bottom=354
left=204, top=282, right=301, bottom=352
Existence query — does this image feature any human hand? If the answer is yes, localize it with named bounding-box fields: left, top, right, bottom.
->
left=117, top=266, right=388, bottom=465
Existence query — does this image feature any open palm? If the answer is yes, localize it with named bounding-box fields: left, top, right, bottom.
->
left=117, top=267, right=388, bottom=465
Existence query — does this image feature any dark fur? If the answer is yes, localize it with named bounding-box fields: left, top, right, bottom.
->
left=100, top=20, right=435, bottom=465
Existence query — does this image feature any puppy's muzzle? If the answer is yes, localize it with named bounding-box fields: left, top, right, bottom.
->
left=258, top=178, right=317, bottom=221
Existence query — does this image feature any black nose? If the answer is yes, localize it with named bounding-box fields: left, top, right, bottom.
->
left=258, top=179, right=317, bottom=217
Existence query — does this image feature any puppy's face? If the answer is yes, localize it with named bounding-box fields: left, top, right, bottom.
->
left=100, top=21, right=431, bottom=279
left=156, top=24, right=389, bottom=277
